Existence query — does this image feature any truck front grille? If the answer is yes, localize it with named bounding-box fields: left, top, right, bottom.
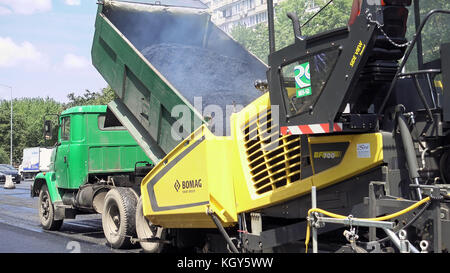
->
left=242, top=108, right=301, bottom=195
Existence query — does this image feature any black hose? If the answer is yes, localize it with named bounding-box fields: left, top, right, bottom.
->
left=397, top=113, right=422, bottom=200
left=209, top=212, right=239, bottom=253
left=397, top=114, right=420, bottom=180
left=440, top=151, right=449, bottom=184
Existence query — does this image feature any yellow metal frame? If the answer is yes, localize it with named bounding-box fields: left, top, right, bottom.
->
left=141, top=92, right=385, bottom=228
left=141, top=126, right=238, bottom=228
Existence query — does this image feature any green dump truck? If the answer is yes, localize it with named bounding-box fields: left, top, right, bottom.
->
left=31, top=105, right=153, bottom=248
left=31, top=0, right=268, bottom=251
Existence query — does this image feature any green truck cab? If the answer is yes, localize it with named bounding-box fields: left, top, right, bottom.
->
left=31, top=105, right=152, bottom=248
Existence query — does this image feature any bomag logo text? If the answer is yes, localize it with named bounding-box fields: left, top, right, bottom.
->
left=174, top=179, right=202, bottom=193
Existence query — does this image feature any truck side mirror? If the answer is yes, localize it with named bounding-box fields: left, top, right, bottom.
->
left=44, top=120, right=52, bottom=140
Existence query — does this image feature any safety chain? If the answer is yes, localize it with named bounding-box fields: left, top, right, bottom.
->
left=365, top=10, right=412, bottom=48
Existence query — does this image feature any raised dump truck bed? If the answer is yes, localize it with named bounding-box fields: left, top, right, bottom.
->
left=92, top=0, right=267, bottom=163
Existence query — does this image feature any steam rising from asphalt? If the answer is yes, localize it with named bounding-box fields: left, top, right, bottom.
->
left=170, top=99, right=281, bottom=151
left=141, top=43, right=264, bottom=136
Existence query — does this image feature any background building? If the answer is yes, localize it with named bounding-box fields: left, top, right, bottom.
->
left=202, top=0, right=321, bottom=34
left=201, top=0, right=280, bottom=34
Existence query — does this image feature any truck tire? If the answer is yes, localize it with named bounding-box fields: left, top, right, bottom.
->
left=102, top=187, right=137, bottom=249
left=38, top=184, right=63, bottom=231
left=135, top=197, right=166, bottom=253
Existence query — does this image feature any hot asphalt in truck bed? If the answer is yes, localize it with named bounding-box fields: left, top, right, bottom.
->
left=142, top=43, right=265, bottom=135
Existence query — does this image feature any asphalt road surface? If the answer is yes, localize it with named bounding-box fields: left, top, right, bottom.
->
left=0, top=221, right=113, bottom=253
left=0, top=180, right=141, bottom=253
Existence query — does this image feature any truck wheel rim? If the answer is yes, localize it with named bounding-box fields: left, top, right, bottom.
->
left=40, top=193, right=50, bottom=220
left=106, top=204, right=120, bottom=235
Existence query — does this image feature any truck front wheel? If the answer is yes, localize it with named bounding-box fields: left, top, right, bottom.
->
left=102, top=187, right=137, bottom=249
left=38, top=184, right=63, bottom=231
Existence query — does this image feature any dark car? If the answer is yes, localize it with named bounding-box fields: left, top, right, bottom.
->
left=0, top=172, right=6, bottom=184
left=0, top=164, right=21, bottom=184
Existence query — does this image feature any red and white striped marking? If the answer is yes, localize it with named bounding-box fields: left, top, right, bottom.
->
left=281, top=123, right=343, bottom=135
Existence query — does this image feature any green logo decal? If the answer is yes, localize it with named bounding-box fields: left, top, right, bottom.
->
left=295, top=62, right=312, bottom=98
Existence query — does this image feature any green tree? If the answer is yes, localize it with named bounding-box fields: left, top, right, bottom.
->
left=231, top=0, right=353, bottom=62
left=405, top=0, right=450, bottom=71
left=0, top=97, right=63, bottom=165
left=64, top=86, right=117, bottom=109
left=0, top=86, right=117, bottom=166
left=0, top=147, right=9, bottom=164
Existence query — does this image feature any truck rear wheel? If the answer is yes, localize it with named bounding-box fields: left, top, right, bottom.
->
left=38, top=184, right=63, bottom=231
left=135, top=197, right=166, bottom=253
left=102, top=187, right=137, bottom=249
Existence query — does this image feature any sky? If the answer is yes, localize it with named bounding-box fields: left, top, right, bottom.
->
left=0, top=0, right=107, bottom=103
